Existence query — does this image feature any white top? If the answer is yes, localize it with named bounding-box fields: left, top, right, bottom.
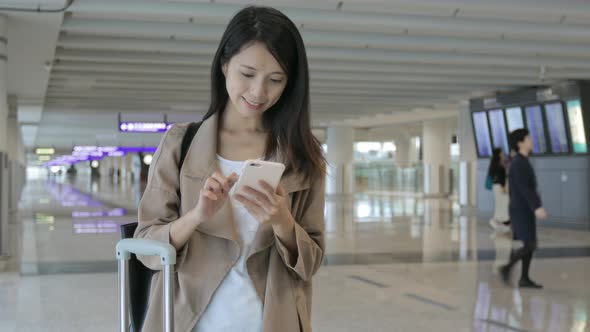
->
left=192, top=155, right=263, bottom=332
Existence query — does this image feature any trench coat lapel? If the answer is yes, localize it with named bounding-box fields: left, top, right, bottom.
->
left=181, top=113, right=239, bottom=242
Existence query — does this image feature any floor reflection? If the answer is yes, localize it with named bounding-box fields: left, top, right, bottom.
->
left=473, top=280, right=588, bottom=332
left=72, top=208, right=127, bottom=218
left=44, top=179, right=104, bottom=208
left=42, top=180, right=131, bottom=235
left=325, top=194, right=477, bottom=263
left=327, top=193, right=461, bottom=225
left=3, top=176, right=588, bottom=332
left=72, top=220, right=121, bottom=234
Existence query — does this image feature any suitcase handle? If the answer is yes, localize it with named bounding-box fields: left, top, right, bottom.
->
left=116, top=238, right=176, bottom=265
left=116, top=239, right=176, bottom=332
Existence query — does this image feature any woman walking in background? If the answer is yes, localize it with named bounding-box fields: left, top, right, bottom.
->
left=488, top=148, right=511, bottom=233
left=500, top=129, right=547, bottom=289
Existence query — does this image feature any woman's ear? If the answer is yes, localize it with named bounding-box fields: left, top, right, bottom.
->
left=222, top=62, right=228, bottom=77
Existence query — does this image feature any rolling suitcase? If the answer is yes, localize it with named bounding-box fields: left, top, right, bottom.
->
left=115, top=121, right=201, bottom=331
left=116, top=227, right=176, bottom=332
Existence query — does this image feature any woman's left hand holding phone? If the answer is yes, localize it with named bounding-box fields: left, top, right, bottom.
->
left=235, top=182, right=298, bottom=254
left=234, top=181, right=290, bottom=226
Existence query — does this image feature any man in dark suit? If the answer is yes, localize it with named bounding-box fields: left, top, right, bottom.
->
left=499, top=128, right=547, bottom=289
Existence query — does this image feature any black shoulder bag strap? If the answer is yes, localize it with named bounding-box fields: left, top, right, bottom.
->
left=179, top=121, right=202, bottom=171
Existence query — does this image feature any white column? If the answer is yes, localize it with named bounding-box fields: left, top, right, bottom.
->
left=6, top=104, right=19, bottom=161
left=114, top=155, right=122, bottom=177
left=393, top=137, right=412, bottom=192
left=423, top=119, right=452, bottom=196
left=99, top=157, right=111, bottom=179
left=408, top=137, right=420, bottom=165
left=457, top=101, right=478, bottom=207
left=96, top=159, right=104, bottom=178
left=16, top=126, right=25, bottom=165
left=14, top=110, right=26, bottom=205
left=0, top=16, right=9, bottom=256
left=394, top=137, right=410, bottom=168
left=125, top=154, right=134, bottom=181
left=326, top=126, right=355, bottom=194
left=8, top=97, right=26, bottom=167
left=0, top=16, right=7, bottom=153
left=89, top=159, right=99, bottom=179
left=16, top=97, right=43, bottom=150
left=120, top=154, right=128, bottom=180
left=7, top=105, right=22, bottom=211
left=107, top=157, right=115, bottom=178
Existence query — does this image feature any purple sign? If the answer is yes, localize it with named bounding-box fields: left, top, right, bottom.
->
left=64, top=147, right=119, bottom=164
left=44, top=146, right=158, bottom=167
left=118, top=147, right=158, bottom=154
left=119, top=122, right=168, bottom=133
left=107, top=151, right=125, bottom=157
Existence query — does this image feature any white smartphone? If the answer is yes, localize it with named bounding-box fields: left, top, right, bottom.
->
left=230, top=160, right=286, bottom=197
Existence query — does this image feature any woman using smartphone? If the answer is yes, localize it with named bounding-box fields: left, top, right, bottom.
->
left=134, top=6, right=326, bottom=332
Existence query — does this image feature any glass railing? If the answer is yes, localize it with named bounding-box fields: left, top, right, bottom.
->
left=354, top=160, right=461, bottom=196
left=354, top=161, right=424, bottom=193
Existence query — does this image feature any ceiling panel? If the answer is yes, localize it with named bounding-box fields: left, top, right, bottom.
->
left=29, top=0, right=590, bottom=149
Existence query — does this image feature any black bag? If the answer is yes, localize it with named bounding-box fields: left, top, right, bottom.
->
left=119, top=121, right=202, bottom=331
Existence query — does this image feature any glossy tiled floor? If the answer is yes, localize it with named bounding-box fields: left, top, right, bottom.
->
left=0, top=175, right=588, bottom=331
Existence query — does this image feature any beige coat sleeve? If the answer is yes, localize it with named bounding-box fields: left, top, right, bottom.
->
left=274, top=175, right=326, bottom=281
left=133, top=124, right=188, bottom=271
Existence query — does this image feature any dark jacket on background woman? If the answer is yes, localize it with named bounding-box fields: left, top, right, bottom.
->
left=508, top=153, right=542, bottom=242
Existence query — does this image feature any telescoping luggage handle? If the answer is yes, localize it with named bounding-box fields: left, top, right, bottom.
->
left=116, top=239, right=176, bottom=332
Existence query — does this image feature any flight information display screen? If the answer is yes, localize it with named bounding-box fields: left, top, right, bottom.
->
left=524, top=105, right=548, bottom=154
left=566, top=99, right=588, bottom=154
left=472, top=111, right=493, bottom=157
left=505, top=106, right=525, bottom=133
left=544, top=102, right=569, bottom=153
left=488, top=109, right=509, bottom=154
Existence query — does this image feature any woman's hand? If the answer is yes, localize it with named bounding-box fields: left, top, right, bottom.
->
left=235, top=181, right=298, bottom=255
left=170, top=172, right=238, bottom=251
left=535, top=207, right=547, bottom=220
left=191, top=171, right=239, bottom=224
left=234, top=181, right=291, bottom=227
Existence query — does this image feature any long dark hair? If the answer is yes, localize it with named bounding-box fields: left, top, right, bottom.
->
left=488, top=148, right=504, bottom=177
left=202, top=6, right=325, bottom=182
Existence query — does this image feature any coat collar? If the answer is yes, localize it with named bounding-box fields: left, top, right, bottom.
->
left=181, top=113, right=219, bottom=180
left=182, top=112, right=311, bottom=194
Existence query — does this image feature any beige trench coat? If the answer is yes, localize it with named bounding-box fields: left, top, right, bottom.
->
left=134, top=113, right=326, bottom=332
